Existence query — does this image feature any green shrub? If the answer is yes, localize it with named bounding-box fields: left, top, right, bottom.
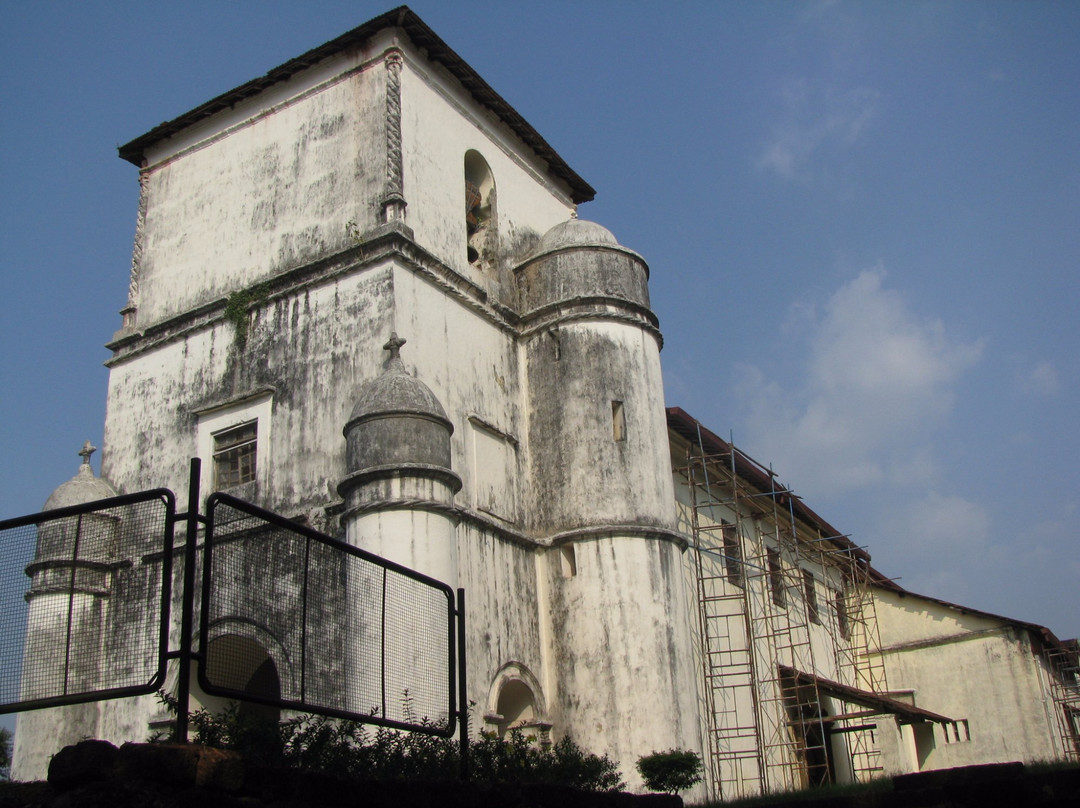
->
left=636, top=748, right=703, bottom=794
left=154, top=693, right=623, bottom=790
left=0, top=726, right=11, bottom=781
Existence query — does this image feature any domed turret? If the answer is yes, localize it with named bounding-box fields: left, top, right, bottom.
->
left=36, top=442, right=119, bottom=564
left=514, top=217, right=652, bottom=318
left=18, top=442, right=118, bottom=770
left=43, top=441, right=118, bottom=511
left=532, top=218, right=620, bottom=254
left=340, top=333, right=457, bottom=480
left=338, top=332, right=461, bottom=603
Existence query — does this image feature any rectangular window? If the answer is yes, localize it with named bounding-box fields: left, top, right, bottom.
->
left=721, top=523, right=743, bottom=587
left=213, top=420, right=257, bottom=488
left=767, top=547, right=785, bottom=608
left=833, top=590, right=850, bottom=640
left=803, top=569, right=820, bottom=624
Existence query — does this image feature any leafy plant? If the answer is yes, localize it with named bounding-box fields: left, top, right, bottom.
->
left=636, top=748, right=703, bottom=794
left=153, top=692, right=623, bottom=790
left=471, top=729, right=623, bottom=792
left=223, top=282, right=270, bottom=350
left=0, top=726, right=11, bottom=781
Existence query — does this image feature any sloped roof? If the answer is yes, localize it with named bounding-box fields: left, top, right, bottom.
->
left=780, top=665, right=952, bottom=724
left=117, top=6, right=596, bottom=204
left=880, top=587, right=1077, bottom=660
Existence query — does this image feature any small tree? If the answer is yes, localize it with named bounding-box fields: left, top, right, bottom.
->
left=636, top=748, right=703, bottom=795
left=0, top=726, right=12, bottom=781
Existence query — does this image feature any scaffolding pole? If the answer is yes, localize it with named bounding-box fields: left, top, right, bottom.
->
left=677, top=424, right=893, bottom=798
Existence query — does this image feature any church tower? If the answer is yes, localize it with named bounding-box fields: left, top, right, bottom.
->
left=15, top=7, right=703, bottom=789
left=13, top=445, right=118, bottom=779
left=516, top=217, right=700, bottom=773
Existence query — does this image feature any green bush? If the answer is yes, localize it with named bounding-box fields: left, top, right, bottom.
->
left=636, top=748, right=703, bottom=794
left=154, top=693, right=623, bottom=790
left=0, top=726, right=11, bottom=781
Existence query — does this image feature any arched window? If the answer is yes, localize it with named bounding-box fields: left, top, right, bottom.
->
left=464, top=151, right=496, bottom=267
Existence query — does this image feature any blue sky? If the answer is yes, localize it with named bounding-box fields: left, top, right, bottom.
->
left=1, top=0, right=1077, bottom=654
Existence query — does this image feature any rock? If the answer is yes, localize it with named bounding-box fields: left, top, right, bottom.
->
left=47, top=739, right=119, bottom=789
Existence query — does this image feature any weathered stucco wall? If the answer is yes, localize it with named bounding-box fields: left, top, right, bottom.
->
left=544, top=535, right=700, bottom=786
left=399, top=47, right=575, bottom=298
left=874, top=588, right=1060, bottom=768
left=104, top=266, right=394, bottom=524
left=134, top=46, right=392, bottom=328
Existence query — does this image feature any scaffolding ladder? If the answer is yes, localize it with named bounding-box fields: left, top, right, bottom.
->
left=749, top=470, right=827, bottom=792
left=684, top=441, right=765, bottom=800
left=1046, top=641, right=1080, bottom=761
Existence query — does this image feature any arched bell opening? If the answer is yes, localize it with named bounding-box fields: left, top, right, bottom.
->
left=464, top=150, right=496, bottom=268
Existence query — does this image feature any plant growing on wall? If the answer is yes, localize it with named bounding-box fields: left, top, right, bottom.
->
left=636, top=748, right=703, bottom=795
left=223, top=282, right=270, bottom=350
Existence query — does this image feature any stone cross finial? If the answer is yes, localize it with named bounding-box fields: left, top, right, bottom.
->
left=78, top=441, right=96, bottom=465
left=384, top=332, right=407, bottom=360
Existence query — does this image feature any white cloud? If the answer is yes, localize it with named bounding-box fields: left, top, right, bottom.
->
left=905, top=491, right=991, bottom=553
left=735, top=267, right=984, bottom=498
left=759, top=80, right=879, bottom=180
left=1024, top=360, right=1059, bottom=396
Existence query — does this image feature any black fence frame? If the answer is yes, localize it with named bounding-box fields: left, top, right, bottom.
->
left=1, top=459, right=468, bottom=773
left=199, top=491, right=464, bottom=738
left=0, top=488, right=176, bottom=714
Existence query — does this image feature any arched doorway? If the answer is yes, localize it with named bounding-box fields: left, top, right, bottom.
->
left=200, top=634, right=281, bottom=725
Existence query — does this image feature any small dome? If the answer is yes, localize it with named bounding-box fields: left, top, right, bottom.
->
left=342, top=333, right=456, bottom=480
left=347, top=334, right=450, bottom=428
left=43, top=442, right=117, bottom=511
left=534, top=218, right=620, bottom=255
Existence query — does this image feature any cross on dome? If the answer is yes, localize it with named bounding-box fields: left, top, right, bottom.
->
left=78, top=441, right=97, bottom=466
left=384, top=332, right=407, bottom=360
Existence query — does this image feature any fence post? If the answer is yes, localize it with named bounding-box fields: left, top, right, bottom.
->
left=174, top=458, right=201, bottom=742
left=457, top=587, right=469, bottom=780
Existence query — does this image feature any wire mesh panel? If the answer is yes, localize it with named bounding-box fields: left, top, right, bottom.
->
left=200, top=494, right=457, bottom=736
left=0, top=490, right=174, bottom=713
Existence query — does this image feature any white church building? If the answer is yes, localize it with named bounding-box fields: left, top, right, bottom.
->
left=11, top=7, right=1079, bottom=798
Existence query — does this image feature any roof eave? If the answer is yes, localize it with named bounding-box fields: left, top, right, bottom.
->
left=116, top=6, right=596, bottom=204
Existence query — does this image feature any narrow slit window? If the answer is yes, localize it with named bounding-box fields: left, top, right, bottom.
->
left=560, top=545, right=577, bottom=578
left=612, top=401, right=626, bottom=442
left=833, top=589, right=850, bottom=639
left=767, top=548, right=785, bottom=608
left=213, top=420, right=257, bottom=488
left=803, top=569, right=820, bottom=624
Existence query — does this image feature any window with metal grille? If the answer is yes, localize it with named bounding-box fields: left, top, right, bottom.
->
left=721, top=523, right=743, bottom=586
left=213, top=421, right=257, bottom=488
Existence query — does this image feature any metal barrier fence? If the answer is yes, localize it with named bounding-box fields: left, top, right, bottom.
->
left=0, top=460, right=466, bottom=755
left=0, top=490, right=174, bottom=713
left=201, top=493, right=459, bottom=736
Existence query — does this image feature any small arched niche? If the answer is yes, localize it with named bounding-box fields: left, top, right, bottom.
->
left=464, top=150, right=497, bottom=267
left=484, top=663, right=550, bottom=745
